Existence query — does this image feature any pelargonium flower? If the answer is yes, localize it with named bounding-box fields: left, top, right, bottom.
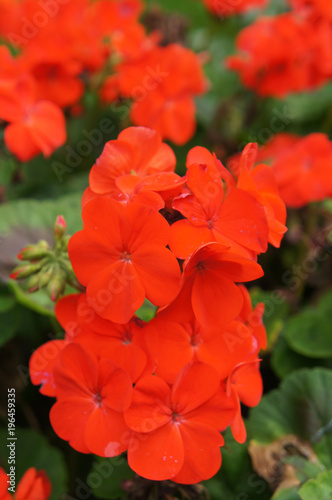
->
left=161, top=242, right=264, bottom=329
left=50, top=343, right=133, bottom=456
left=124, top=361, right=237, bottom=483
left=0, top=467, right=51, bottom=500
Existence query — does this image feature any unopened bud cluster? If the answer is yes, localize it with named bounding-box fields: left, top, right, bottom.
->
left=10, top=215, right=81, bottom=301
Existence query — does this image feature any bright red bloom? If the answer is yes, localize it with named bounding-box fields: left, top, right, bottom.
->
left=0, top=467, right=51, bottom=500
left=202, top=0, right=267, bottom=17
left=169, top=147, right=269, bottom=260
left=271, top=133, right=332, bottom=207
left=50, top=343, right=133, bottom=456
left=161, top=242, right=264, bottom=329
left=0, top=71, right=66, bottom=161
left=106, top=44, right=207, bottom=145
left=0, top=468, right=11, bottom=500
left=30, top=293, right=149, bottom=395
left=125, top=361, right=237, bottom=483
left=89, top=127, right=177, bottom=196
left=234, top=143, right=287, bottom=248
left=237, top=285, right=267, bottom=351
left=68, top=198, right=181, bottom=323
left=290, top=0, right=332, bottom=21
left=143, top=310, right=257, bottom=384
left=226, top=13, right=330, bottom=97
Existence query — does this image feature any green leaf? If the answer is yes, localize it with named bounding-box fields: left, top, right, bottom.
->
left=0, top=306, right=21, bottom=347
left=135, top=299, right=157, bottom=322
left=248, top=368, right=332, bottom=468
left=299, top=470, right=332, bottom=500
left=87, top=455, right=135, bottom=499
left=272, top=488, right=302, bottom=500
left=0, top=428, right=68, bottom=500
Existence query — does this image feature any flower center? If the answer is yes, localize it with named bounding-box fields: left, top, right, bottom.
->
left=171, top=411, right=181, bottom=423
left=196, top=261, right=205, bottom=272
left=93, top=393, right=102, bottom=407
left=122, top=329, right=132, bottom=344
left=121, top=251, right=131, bottom=261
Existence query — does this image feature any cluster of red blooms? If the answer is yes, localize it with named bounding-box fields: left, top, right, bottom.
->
left=0, top=467, right=51, bottom=500
left=28, top=126, right=287, bottom=484
left=229, top=132, right=332, bottom=208
left=0, top=0, right=206, bottom=161
left=202, top=0, right=267, bottom=18
left=226, top=0, right=332, bottom=96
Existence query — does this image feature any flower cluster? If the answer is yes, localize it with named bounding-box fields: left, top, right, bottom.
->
left=28, top=126, right=287, bottom=484
left=0, top=0, right=206, bottom=161
left=229, top=133, right=332, bottom=208
left=0, top=467, right=51, bottom=500
left=226, top=2, right=332, bottom=97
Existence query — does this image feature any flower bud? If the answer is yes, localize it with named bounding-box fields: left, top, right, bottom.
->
left=54, top=215, right=66, bottom=240
left=10, top=263, right=43, bottom=280
left=17, top=242, right=50, bottom=261
left=47, top=268, right=67, bottom=301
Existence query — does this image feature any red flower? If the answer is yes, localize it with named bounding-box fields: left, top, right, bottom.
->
left=89, top=127, right=177, bottom=200
left=143, top=311, right=257, bottom=384
left=50, top=343, right=133, bottom=456
left=0, top=468, right=11, bottom=500
left=124, top=361, right=237, bottom=483
left=0, top=467, right=52, bottom=500
left=30, top=293, right=149, bottom=395
left=68, top=198, right=181, bottom=323
left=170, top=147, right=269, bottom=259
left=161, top=242, right=264, bottom=329
left=227, top=358, right=263, bottom=443
left=271, top=133, right=332, bottom=207
left=226, top=13, right=329, bottom=97
left=235, top=143, right=287, bottom=248
left=112, top=44, right=207, bottom=145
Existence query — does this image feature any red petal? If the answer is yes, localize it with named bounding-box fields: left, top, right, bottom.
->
left=132, top=244, right=181, bottom=306
left=215, top=189, right=269, bottom=253
left=87, top=260, right=145, bottom=324
left=172, top=362, right=220, bottom=414
left=172, top=421, right=223, bottom=484
left=90, top=140, right=135, bottom=194
left=84, top=407, right=129, bottom=457
left=169, top=220, right=213, bottom=259
left=4, top=122, right=40, bottom=161
left=29, top=340, right=67, bottom=397
left=50, top=398, right=93, bottom=453
left=98, top=359, right=133, bottom=412
left=125, top=376, right=171, bottom=433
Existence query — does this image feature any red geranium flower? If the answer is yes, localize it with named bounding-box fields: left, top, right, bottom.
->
left=68, top=198, right=181, bottom=323
left=227, top=358, right=263, bottom=443
left=202, top=0, right=267, bottom=17
left=124, top=361, right=237, bottom=483
left=89, top=127, right=177, bottom=199
left=0, top=467, right=52, bottom=500
left=170, top=147, right=269, bottom=259
left=161, top=242, right=264, bottom=329
left=0, top=72, right=66, bottom=161
left=143, top=309, right=257, bottom=384
left=50, top=343, right=133, bottom=456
